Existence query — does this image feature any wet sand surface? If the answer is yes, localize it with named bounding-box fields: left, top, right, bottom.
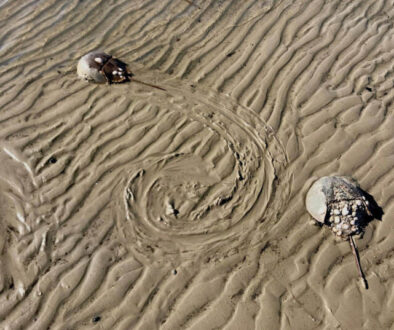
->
left=0, top=1, right=393, bottom=329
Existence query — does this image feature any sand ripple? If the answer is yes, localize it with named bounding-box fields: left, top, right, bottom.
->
left=0, top=0, right=393, bottom=329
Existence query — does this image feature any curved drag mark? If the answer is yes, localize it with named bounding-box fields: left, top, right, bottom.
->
left=112, top=84, right=288, bottom=260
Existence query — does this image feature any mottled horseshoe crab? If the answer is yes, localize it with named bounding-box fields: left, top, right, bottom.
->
left=77, top=51, right=165, bottom=90
left=306, top=176, right=374, bottom=289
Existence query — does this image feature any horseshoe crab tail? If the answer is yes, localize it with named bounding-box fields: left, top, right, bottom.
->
left=349, top=236, right=368, bottom=289
left=131, top=78, right=166, bottom=91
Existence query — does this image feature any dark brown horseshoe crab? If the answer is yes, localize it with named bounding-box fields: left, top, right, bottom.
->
left=306, top=176, right=376, bottom=289
left=77, top=51, right=165, bottom=90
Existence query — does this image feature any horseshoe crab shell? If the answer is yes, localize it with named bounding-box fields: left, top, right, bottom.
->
left=306, top=176, right=374, bottom=288
left=306, top=176, right=371, bottom=239
left=77, top=51, right=130, bottom=84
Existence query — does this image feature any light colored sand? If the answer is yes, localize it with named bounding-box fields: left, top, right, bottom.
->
left=0, top=0, right=393, bottom=329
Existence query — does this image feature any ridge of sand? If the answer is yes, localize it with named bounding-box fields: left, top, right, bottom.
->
left=0, top=0, right=393, bottom=329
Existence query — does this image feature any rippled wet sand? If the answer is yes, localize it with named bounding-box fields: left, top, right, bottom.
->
left=0, top=1, right=393, bottom=329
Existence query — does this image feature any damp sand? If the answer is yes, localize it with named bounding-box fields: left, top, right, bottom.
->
left=0, top=1, right=393, bottom=329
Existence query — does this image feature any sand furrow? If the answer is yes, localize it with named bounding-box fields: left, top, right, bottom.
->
left=0, top=0, right=393, bottom=329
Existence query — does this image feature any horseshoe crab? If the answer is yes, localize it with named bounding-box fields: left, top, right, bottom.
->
left=77, top=51, right=165, bottom=90
left=306, top=176, right=373, bottom=289
left=77, top=51, right=129, bottom=84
